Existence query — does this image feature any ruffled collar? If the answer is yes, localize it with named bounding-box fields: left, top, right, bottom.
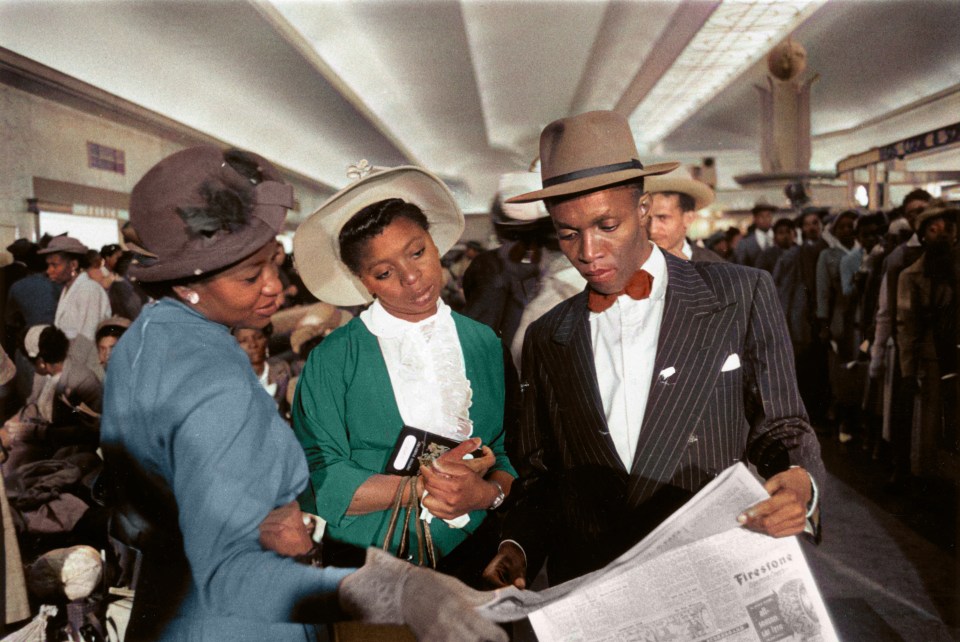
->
left=360, top=298, right=448, bottom=338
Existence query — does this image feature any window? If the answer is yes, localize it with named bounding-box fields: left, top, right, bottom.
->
left=87, top=142, right=125, bottom=174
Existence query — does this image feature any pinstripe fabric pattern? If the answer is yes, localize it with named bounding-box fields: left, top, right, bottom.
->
left=504, top=252, right=824, bottom=583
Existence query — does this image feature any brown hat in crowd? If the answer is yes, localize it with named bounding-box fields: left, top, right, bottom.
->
left=37, top=236, right=88, bottom=256
left=125, top=146, right=294, bottom=282
left=645, top=167, right=715, bottom=211
left=289, top=304, right=354, bottom=355
left=506, top=110, right=678, bottom=203
left=915, top=200, right=959, bottom=236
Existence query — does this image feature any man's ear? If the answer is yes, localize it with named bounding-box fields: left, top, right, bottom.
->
left=637, top=192, right=651, bottom=223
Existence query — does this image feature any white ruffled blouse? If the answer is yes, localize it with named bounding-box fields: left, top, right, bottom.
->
left=360, top=299, right=473, bottom=440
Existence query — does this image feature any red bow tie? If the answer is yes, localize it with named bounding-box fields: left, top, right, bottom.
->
left=587, top=270, right=654, bottom=313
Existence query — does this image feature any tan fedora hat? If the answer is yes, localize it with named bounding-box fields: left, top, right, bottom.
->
left=645, top=167, right=715, bottom=211
left=506, top=110, right=679, bottom=203
left=294, top=163, right=464, bottom=306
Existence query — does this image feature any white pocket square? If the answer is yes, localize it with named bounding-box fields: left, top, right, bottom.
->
left=720, top=353, right=741, bottom=372
left=658, top=366, right=676, bottom=382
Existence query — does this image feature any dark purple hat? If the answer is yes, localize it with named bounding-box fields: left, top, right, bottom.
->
left=126, top=146, right=294, bottom=282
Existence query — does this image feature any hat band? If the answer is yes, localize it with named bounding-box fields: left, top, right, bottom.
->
left=542, top=159, right=645, bottom=188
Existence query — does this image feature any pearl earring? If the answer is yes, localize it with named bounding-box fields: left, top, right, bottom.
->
left=185, top=291, right=200, bottom=305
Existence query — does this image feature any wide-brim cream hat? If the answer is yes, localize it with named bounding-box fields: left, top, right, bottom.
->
left=644, top=167, right=715, bottom=211
left=506, top=110, right=679, bottom=203
left=294, top=163, right=464, bottom=306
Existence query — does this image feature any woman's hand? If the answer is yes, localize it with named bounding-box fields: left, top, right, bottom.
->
left=460, top=445, right=495, bottom=477
left=258, top=501, right=314, bottom=557
left=420, top=439, right=497, bottom=519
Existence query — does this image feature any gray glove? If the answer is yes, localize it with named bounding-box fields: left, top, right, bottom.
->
left=339, top=548, right=507, bottom=642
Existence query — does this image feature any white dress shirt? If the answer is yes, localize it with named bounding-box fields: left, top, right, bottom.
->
left=755, top=228, right=774, bottom=251
left=55, top=271, right=111, bottom=341
left=590, top=243, right=668, bottom=468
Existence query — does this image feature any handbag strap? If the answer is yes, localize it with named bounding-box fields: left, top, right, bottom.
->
left=381, top=475, right=438, bottom=569
left=382, top=476, right=410, bottom=554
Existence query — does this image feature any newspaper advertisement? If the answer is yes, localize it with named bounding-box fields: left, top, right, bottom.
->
left=479, top=464, right=837, bottom=642
left=480, top=463, right=772, bottom=622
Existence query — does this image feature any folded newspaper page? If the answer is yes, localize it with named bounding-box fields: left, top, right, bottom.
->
left=480, top=463, right=837, bottom=642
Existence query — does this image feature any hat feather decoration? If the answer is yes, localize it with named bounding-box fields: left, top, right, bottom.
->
left=176, top=183, right=253, bottom=238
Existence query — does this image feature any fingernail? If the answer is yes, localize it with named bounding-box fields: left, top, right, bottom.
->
left=737, top=513, right=747, bottom=524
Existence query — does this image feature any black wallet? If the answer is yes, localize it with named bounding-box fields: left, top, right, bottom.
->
left=385, top=425, right=482, bottom=476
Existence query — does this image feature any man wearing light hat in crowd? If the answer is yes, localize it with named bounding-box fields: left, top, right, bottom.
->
left=38, top=236, right=111, bottom=377
left=482, top=110, right=824, bottom=589
left=645, top=167, right=723, bottom=263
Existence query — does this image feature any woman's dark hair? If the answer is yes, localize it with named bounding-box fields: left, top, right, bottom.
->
left=96, top=324, right=128, bottom=344
left=114, top=251, right=135, bottom=277
left=35, top=326, right=69, bottom=364
left=142, top=151, right=269, bottom=301
left=338, top=199, right=430, bottom=275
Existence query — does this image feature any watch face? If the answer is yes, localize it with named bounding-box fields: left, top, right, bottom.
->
left=490, top=482, right=505, bottom=509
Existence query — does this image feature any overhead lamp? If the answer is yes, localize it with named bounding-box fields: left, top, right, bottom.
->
left=629, top=0, right=826, bottom=151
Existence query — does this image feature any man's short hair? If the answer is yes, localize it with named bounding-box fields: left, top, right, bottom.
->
left=902, top=189, right=932, bottom=206
left=773, top=217, right=795, bottom=232
left=34, top=326, right=69, bottom=364
left=855, top=212, right=887, bottom=233
left=656, top=191, right=696, bottom=213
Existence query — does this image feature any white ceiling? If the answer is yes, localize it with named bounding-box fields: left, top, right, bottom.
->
left=2, top=0, right=959, bottom=215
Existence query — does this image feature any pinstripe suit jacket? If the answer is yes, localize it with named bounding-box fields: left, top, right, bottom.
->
left=503, top=252, right=824, bottom=583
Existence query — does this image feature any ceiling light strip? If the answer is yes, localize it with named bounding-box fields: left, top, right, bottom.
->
left=629, top=0, right=826, bottom=151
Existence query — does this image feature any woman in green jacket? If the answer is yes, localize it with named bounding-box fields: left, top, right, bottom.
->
left=293, top=165, right=516, bottom=586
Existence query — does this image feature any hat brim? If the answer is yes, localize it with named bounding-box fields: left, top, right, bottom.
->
left=294, top=166, right=464, bottom=306
left=644, top=175, right=715, bottom=210
left=504, top=161, right=680, bottom=204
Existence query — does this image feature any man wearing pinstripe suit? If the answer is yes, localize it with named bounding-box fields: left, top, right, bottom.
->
left=482, top=111, right=824, bottom=588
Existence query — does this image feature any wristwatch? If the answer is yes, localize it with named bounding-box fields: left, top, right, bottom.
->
left=488, top=481, right=505, bottom=510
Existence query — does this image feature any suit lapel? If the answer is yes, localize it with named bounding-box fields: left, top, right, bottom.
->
left=627, top=255, right=736, bottom=504
left=551, top=290, right=625, bottom=471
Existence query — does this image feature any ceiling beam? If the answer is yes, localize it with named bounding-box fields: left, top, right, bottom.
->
left=613, top=0, right=721, bottom=116
left=250, top=0, right=423, bottom=168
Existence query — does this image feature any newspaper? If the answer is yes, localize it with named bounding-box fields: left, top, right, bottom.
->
left=479, top=464, right=838, bottom=642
